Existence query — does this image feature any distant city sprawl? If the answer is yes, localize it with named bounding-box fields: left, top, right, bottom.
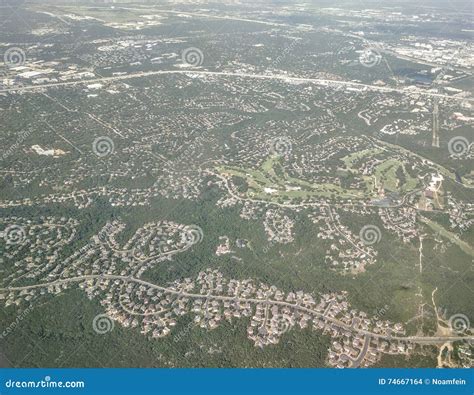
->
left=0, top=0, right=472, bottom=369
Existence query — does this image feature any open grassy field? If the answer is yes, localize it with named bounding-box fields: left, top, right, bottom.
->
left=218, top=156, right=371, bottom=203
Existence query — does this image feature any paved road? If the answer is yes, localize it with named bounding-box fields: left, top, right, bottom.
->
left=350, top=335, right=371, bottom=368
left=1, top=70, right=471, bottom=102
left=325, top=204, right=374, bottom=258
left=1, top=274, right=472, bottom=345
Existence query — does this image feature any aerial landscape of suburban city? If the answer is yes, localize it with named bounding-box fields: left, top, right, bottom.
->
left=0, top=0, right=473, bottom=370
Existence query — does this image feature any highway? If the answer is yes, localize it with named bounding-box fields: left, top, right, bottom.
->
left=2, top=69, right=471, bottom=102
